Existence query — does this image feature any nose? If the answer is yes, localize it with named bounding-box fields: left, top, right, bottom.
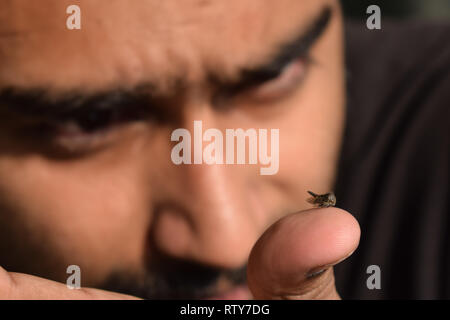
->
left=152, top=162, right=261, bottom=269
left=149, top=120, right=262, bottom=269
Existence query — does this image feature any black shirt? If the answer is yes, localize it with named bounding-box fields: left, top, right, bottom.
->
left=334, top=20, right=450, bottom=299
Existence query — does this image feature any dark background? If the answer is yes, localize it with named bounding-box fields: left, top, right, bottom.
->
left=341, top=0, right=450, bottom=19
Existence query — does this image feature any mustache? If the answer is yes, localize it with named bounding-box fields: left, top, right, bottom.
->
left=100, top=259, right=247, bottom=299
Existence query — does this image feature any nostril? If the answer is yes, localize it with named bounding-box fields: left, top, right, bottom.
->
left=148, top=173, right=257, bottom=269
left=150, top=202, right=195, bottom=260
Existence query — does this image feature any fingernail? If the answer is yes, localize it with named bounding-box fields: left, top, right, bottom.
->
left=305, top=249, right=356, bottom=279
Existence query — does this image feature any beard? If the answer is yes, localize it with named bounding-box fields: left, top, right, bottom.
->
left=99, top=256, right=247, bottom=300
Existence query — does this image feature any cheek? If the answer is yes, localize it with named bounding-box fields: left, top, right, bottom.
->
left=281, top=94, right=343, bottom=189
left=0, top=154, right=148, bottom=283
left=270, top=37, right=345, bottom=205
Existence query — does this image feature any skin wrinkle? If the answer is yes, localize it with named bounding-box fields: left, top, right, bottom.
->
left=0, top=7, right=332, bottom=112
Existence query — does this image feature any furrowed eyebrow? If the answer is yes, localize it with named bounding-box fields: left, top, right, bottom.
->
left=219, top=6, right=333, bottom=93
left=0, top=87, right=152, bottom=120
left=0, top=6, right=332, bottom=118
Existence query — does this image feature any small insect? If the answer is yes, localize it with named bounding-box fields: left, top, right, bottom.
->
left=307, top=190, right=336, bottom=208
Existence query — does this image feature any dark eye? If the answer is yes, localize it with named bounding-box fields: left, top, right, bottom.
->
left=56, top=102, right=147, bottom=137
left=47, top=106, right=141, bottom=152
left=71, top=107, right=118, bottom=133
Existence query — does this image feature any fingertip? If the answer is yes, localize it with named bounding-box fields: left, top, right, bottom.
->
left=284, top=207, right=361, bottom=272
left=247, top=207, right=360, bottom=297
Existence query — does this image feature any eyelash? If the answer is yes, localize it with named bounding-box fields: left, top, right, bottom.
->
left=32, top=109, right=121, bottom=154
left=241, top=57, right=311, bottom=102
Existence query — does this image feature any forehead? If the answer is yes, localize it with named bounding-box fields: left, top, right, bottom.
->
left=0, top=0, right=325, bottom=93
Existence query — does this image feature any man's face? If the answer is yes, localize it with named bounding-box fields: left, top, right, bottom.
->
left=0, top=0, right=345, bottom=299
